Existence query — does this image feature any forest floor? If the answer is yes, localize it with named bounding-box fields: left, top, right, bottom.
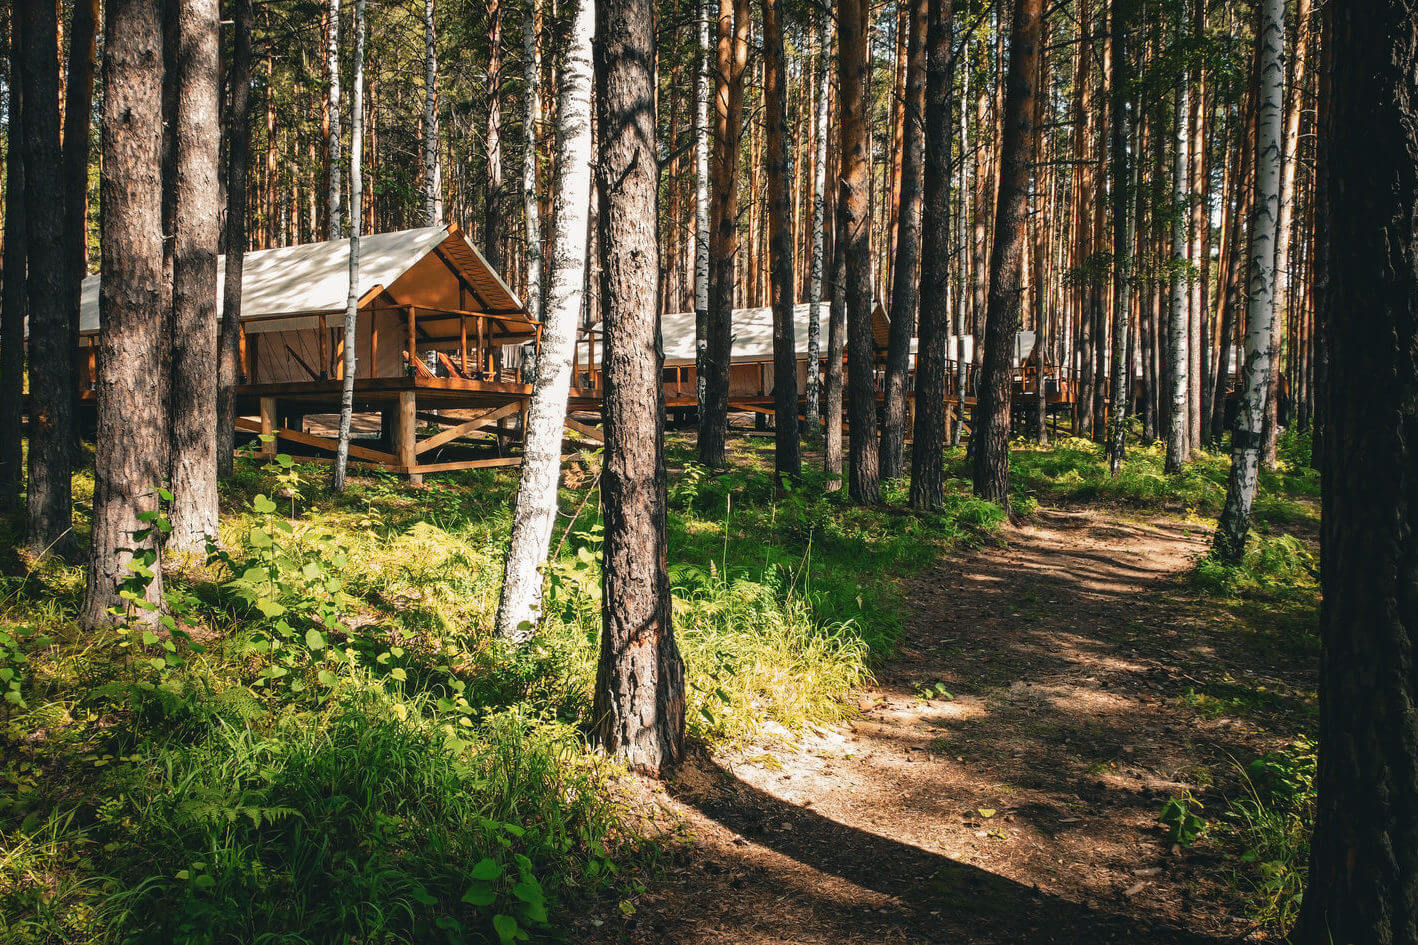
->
left=581, top=504, right=1316, bottom=944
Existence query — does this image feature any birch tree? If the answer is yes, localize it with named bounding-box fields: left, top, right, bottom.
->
left=522, top=0, right=543, bottom=321
left=693, top=0, right=711, bottom=414
left=592, top=0, right=685, bottom=775
left=326, top=0, right=343, bottom=238
left=495, top=0, right=595, bottom=639
left=332, top=0, right=367, bottom=492
left=1106, top=0, right=1132, bottom=473
left=805, top=20, right=832, bottom=438
left=485, top=0, right=505, bottom=268
left=1212, top=0, right=1282, bottom=560
left=422, top=0, right=444, bottom=225
left=83, top=0, right=167, bottom=628
left=1164, top=53, right=1190, bottom=473
left=168, top=0, right=222, bottom=555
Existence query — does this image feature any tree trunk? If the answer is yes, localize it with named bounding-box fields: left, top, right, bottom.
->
left=62, top=0, right=99, bottom=464
left=839, top=0, right=879, bottom=504
left=1212, top=0, right=1282, bottom=560
left=422, top=0, right=443, bottom=225
left=971, top=0, right=1043, bottom=514
left=881, top=0, right=926, bottom=481
left=805, top=21, right=832, bottom=437
left=1164, top=74, right=1190, bottom=473
left=484, top=0, right=504, bottom=270
left=326, top=0, right=342, bottom=239
left=761, top=0, right=800, bottom=482
left=167, top=0, right=222, bottom=555
left=1106, top=0, right=1131, bottom=472
left=522, top=0, right=542, bottom=320
left=218, top=0, right=253, bottom=479
left=909, top=0, right=951, bottom=511
left=20, top=1, right=74, bottom=558
left=83, top=0, right=168, bottom=628
left=0, top=20, right=26, bottom=514
left=693, top=0, right=711, bottom=415
left=825, top=234, right=846, bottom=484
left=1290, top=2, right=1418, bottom=940
left=592, top=0, right=685, bottom=775
left=331, top=0, right=367, bottom=491
left=495, top=0, right=594, bottom=640
left=700, top=0, right=749, bottom=467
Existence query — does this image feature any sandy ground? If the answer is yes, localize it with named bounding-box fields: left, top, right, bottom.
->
left=579, top=507, right=1313, bottom=944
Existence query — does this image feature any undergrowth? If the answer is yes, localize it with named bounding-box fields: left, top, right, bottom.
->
left=0, top=432, right=999, bottom=943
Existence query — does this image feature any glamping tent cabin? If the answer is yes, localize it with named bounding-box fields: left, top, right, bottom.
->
left=77, top=224, right=544, bottom=481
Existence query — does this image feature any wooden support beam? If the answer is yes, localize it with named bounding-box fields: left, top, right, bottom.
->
left=562, top=417, right=605, bottom=443
left=415, top=400, right=524, bottom=454
left=394, top=390, right=421, bottom=484
left=258, top=397, right=278, bottom=457
left=265, top=425, right=399, bottom=465
left=406, top=306, right=417, bottom=373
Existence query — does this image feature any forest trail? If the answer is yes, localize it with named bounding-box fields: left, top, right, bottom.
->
left=586, top=507, right=1307, bottom=944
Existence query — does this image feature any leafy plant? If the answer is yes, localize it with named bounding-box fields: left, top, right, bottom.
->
left=1158, top=793, right=1208, bottom=847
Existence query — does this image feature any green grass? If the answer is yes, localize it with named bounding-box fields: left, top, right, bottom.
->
left=0, top=433, right=1002, bottom=943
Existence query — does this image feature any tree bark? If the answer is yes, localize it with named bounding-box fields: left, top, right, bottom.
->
left=1106, top=0, right=1131, bottom=473
left=700, top=0, right=749, bottom=467
left=20, top=1, right=74, bottom=557
left=825, top=233, right=846, bottom=484
left=484, top=0, right=504, bottom=270
left=83, top=0, right=168, bottom=628
left=325, top=0, right=343, bottom=239
left=1212, top=0, right=1282, bottom=560
left=1164, top=72, right=1191, bottom=473
left=0, top=19, right=26, bottom=515
left=218, top=0, right=253, bottom=479
left=881, top=0, right=927, bottom=481
left=495, top=0, right=594, bottom=639
left=422, top=0, right=444, bottom=226
left=761, top=0, right=800, bottom=482
left=805, top=21, right=832, bottom=437
left=839, top=0, right=879, bottom=504
left=332, top=0, right=367, bottom=492
left=971, top=0, right=1043, bottom=514
left=1291, top=2, right=1418, bottom=940
left=62, top=0, right=99, bottom=464
left=909, top=0, right=952, bottom=511
left=693, top=0, right=711, bottom=415
left=522, top=0, right=542, bottom=320
left=168, top=0, right=222, bottom=554
left=592, top=0, right=685, bottom=775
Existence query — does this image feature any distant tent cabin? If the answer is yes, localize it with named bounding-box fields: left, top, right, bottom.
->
left=571, top=302, right=983, bottom=426
left=75, top=224, right=578, bottom=482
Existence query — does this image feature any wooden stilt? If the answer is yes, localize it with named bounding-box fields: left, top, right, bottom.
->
left=395, top=390, right=421, bottom=484
left=259, top=396, right=277, bottom=458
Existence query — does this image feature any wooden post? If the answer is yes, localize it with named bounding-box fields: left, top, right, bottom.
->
left=406, top=305, right=417, bottom=374
left=239, top=324, right=249, bottom=381
left=477, top=314, right=485, bottom=378
left=460, top=314, right=468, bottom=375
left=259, top=396, right=277, bottom=458
left=318, top=313, right=329, bottom=378
left=369, top=311, right=379, bottom=378
left=395, top=389, right=421, bottom=484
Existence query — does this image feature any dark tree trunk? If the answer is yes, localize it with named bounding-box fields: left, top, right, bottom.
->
left=168, top=0, right=222, bottom=554
left=218, top=0, right=254, bottom=479
left=761, top=0, right=800, bottom=482
left=700, top=0, right=749, bottom=468
left=1291, top=3, right=1418, bottom=942
left=62, top=0, right=99, bottom=464
left=593, top=0, right=685, bottom=776
left=971, top=0, right=1043, bottom=513
left=909, top=0, right=952, bottom=511
left=83, top=0, right=169, bottom=628
left=19, top=1, right=74, bottom=557
left=881, top=0, right=927, bottom=481
left=839, top=0, right=879, bottom=504
left=0, top=19, right=26, bottom=515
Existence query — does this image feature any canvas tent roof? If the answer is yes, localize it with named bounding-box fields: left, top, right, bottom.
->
left=77, top=224, right=527, bottom=336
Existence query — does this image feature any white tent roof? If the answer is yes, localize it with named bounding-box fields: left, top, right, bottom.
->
left=78, top=225, right=523, bottom=336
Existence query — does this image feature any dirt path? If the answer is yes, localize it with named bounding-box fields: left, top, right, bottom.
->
left=584, top=508, right=1310, bottom=944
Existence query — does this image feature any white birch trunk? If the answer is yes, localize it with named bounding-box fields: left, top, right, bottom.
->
left=422, top=0, right=443, bottom=225
left=1214, top=0, right=1283, bottom=558
left=805, top=18, right=831, bottom=432
left=693, top=0, right=711, bottom=411
left=1164, top=78, right=1190, bottom=473
left=523, top=0, right=543, bottom=321
left=495, top=0, right=595, bottom=639
left=326, top=0, right=343, bottom=239
left=332, top=0, right=366, bottom=491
